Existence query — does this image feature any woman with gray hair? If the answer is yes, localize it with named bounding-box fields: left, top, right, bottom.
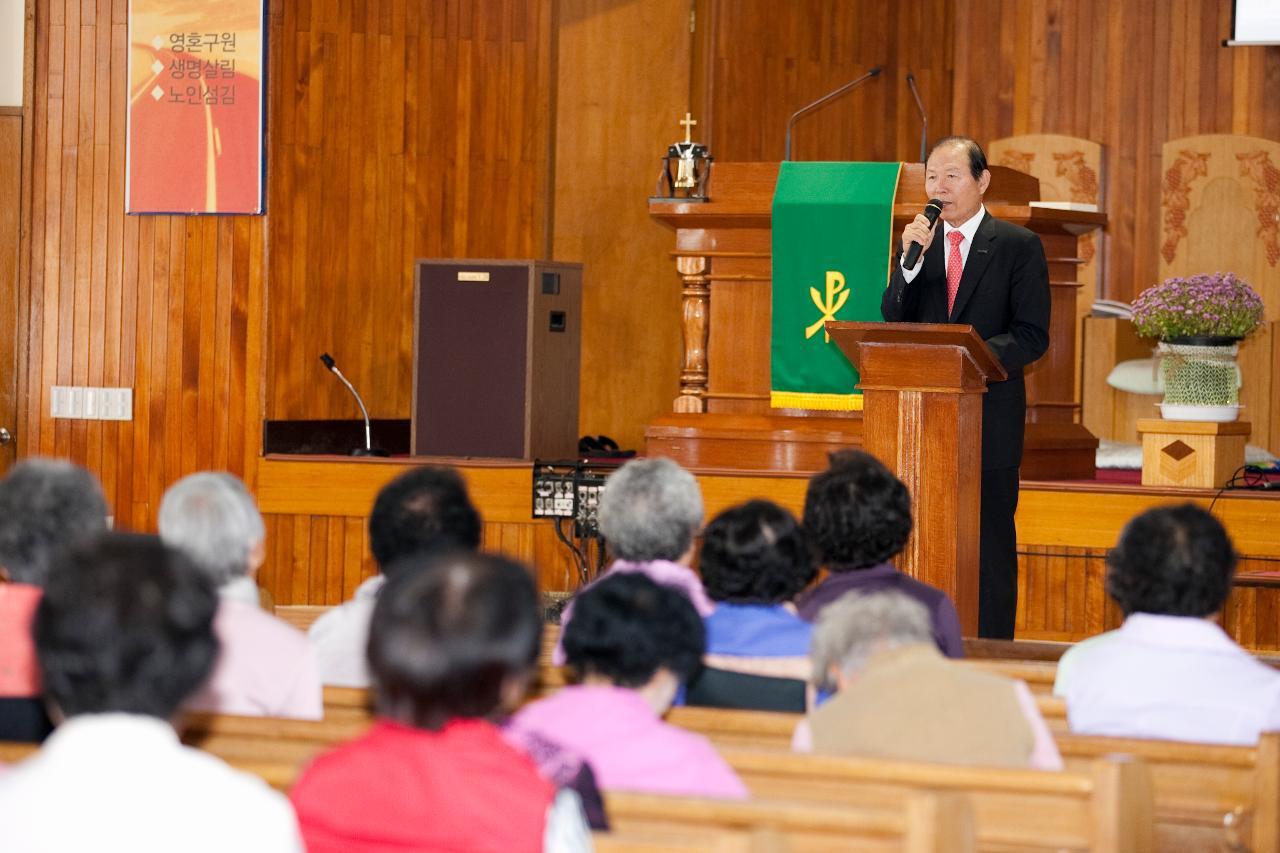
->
left=794, top=589, right=1061, bottom=770
left=0, top=458, right=109, bottom=742
left=158, top=472, right=322, bottom=720
left=554, top=458, right=713, bottom=664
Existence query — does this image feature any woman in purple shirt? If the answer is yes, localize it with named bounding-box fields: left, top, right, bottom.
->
left=797, top=450, right=964, bottom=658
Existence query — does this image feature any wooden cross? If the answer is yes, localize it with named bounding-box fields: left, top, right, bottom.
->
left=679, top=112, right=697, bottom=143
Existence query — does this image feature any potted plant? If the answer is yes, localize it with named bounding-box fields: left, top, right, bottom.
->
left=1130, top=272, right=1264, bottom=422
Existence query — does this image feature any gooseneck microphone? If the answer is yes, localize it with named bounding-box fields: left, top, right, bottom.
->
left=906, top=71, right=928, bottom=163
left=902, top=198, right=944, bottom=271
left=319, top=352, right=388, bottom=457
left=784, top=66, right=883, bottom=161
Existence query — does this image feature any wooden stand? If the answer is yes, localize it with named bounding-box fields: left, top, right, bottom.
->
left=827, top=322, right=1007, bottom=636
left=646, top=162, right=1103, bottom=478
left=1137, top=418, right=1251, bottom=489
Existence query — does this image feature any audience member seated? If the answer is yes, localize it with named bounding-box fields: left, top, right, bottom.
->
left=685, top=500, right=815, bottom=712
left=159, top=472, right=322, bottom=720
left=0, top=459, right=108, bottom=743
left=796, top=590, right=1062, bottom=770
left=554, top=457, right=713, bottom=664
left=290, top=552, right=591, bottom=853
left=308, top=465, right=482, bottom=687
left=0, top=533, right=303, bottom=852
left=797, top=450, right=964, bottom=657
left=515, top=573, right=748, bottom=799
left=1055, top=503, right=1280, bottom=745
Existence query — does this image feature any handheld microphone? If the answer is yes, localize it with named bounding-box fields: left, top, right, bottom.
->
left=906, top=72, right=928, bottom=163
left=784, top=66, right=883, bottom=161
left=902, top=198, right=944, bottom=271
left=319, top=352, right=389, bottom=457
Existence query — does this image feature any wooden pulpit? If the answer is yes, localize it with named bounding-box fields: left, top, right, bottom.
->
left=646, top=162, right=1104, bottom=478
left=827, top=321, right=1007, bottom=636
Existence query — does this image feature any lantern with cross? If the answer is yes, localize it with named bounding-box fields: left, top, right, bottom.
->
left=652, top=113, right=712, bottom=202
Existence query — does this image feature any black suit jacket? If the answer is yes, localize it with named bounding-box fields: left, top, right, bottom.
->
left=880, top=211, right=1051, bottom=469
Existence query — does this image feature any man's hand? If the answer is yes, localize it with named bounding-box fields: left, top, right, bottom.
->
left=900, top=213, right=937, bottom=263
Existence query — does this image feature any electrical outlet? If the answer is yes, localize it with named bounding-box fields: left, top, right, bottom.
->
left=50, top=386, right=134, bottom=421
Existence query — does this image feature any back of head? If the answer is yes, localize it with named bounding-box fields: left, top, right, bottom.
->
left=1106, top=503, right=1237, bottom=618
left=368, top=551, right=540, bottom=730
left=562, top=573, right=705, bottom=687
left=369, top=466, right=482, bottom=576
left=803, top=450, right=912, bottom=572
left=598, top=458, right=704, bottom=563
left=35, top=532, right=218, bottom=720
left=0, top=458, right=109, bottom=586
left=699, top=499, right=816, bottom=604
left=158, top=471, right=265, bottom=587
left=810, top=590, right=932, bottom=689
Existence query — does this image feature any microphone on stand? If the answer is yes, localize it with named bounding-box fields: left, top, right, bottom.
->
left=784, top=66, right=883, bottom=161
left=319, top=353, right=389, bottom=457
left=902, top=198, right=945, bottom=271
left=906, top=71, right=928, bottom=163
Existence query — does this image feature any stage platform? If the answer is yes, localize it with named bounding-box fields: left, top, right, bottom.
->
left=252, top=454, right=1280, bottom=653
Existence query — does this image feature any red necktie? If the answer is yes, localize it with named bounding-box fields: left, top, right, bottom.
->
left=946, top=230, right=965, bottom=315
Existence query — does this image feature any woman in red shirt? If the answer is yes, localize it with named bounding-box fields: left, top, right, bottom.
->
left=290, top=551, right=590, bottom=852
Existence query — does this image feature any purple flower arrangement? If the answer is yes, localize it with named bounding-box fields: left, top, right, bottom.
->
left=1130, top=272, right=1264, bottom=341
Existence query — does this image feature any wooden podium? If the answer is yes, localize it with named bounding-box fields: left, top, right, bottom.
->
left=826, top=322, right=1006, bottom=636
left=645, top=162, right=1103, bottom=478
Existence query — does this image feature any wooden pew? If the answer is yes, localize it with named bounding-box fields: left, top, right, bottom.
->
left=8, top=690, right=1272, bottom=850
left=1059, top=733, right=1280, bottom=853
left=603, top=790, right=975, bottom=853
left=179, top=700, right=1280, bottom=853
left=2, top=734, right=975, bottom=853
left=714, top=747, right=1152, bottom=853
left=51, top=711, right=1146, bottom=852
left=668, top=708, right=1279, bottom=853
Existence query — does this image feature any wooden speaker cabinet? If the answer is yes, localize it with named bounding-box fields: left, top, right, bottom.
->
left=412, top=259, right=582, bottom=459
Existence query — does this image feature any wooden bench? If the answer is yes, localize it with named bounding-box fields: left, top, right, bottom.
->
left=4, top=711, right=1145, bottom=852
left=713, top=747, right=1152, bottom=852
left=670, top=707, right=1279, bottom=853
left=603, top=790, right=975, bottom=853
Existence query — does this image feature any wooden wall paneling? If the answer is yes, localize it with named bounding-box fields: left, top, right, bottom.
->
left=0, top=112, right=21, bottom=472
left=266, top=0, right=554, bottom=423
left=341, top=516, right=368, bottom=602
left=953, top=0, right=1280, bottom=315
left=551, top=0, right=689, bottom=451
left=12, top=0, right=34, bottom=471
left=1156, top=134, right=1280, bottom=452
left=16, top=0, right=266, bottom=534
left=703, top=0, right=952, bottom=164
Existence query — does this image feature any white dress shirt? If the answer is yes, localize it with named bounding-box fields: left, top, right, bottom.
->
left=308, top=574, right=385, bottom=688
left=0, top=714, right=303, bottom=852
left=1055, top=613, right=1280, bottom=745
left=899, top=204, right=986, bottom=284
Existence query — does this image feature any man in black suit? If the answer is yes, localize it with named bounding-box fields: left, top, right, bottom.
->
left=880, top=136, right=1050, bottom=639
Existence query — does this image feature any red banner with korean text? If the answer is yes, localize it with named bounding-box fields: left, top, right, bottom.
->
left=126, top=0, right=265, bottom=214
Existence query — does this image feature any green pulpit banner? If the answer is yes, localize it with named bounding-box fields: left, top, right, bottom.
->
left=770, top=161, right=902, bottom=410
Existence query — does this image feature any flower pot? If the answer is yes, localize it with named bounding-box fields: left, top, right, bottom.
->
left=1162, top=335, right=1243, bottom=347
left=1155, top=341, right=1241, bottom=422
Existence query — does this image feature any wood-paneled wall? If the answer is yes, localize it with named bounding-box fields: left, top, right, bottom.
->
left=1019, top=545, right=1280, bottom=651
left=1, top=110, right=20, bottom=470
left=265, top=0, right=555, bottom=421
left=699, top=0, right=954, bottom=164
left=953, top=0, right=1280, bottom=304
left=16, top=0, right=264, bottom=530
left=553, top=0, right=688, bottom=451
